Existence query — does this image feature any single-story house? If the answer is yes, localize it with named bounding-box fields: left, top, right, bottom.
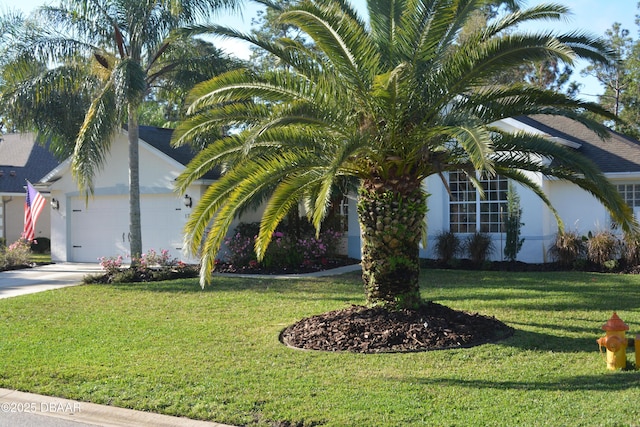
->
left=36, top=115, right=640, bottom=265
left=346, top=114, right=640, bottom=263
left=0, top=133, right=60, bottom=245
left=37, top=126, right=226, bottom=263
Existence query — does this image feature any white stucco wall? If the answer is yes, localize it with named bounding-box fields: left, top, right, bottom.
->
left=344, top=168, right=613, bottom=264
left=48, top=131, right=203, bottom=263
left=548, top=180, right=610, bottom=235
left=1, top=194, right=51, bottom=244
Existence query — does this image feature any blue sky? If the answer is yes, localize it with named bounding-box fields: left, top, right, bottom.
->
left=2, top=0, right=637, bottom=100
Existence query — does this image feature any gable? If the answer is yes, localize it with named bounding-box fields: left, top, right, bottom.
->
left=0, top=133, right=61, bottom=194
left=40, top=125, right=220, bottom=190
left=136, top=126, right=220, bottom=181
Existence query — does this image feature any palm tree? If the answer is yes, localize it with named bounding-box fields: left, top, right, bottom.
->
left=0, top=0, right=241, bottom=258
left=174, top=0, right=637, bottom=309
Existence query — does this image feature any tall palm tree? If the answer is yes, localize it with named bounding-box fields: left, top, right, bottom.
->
left=174, top=0, right=637, bottom=309
left=0, top=0, right=241, bottom=258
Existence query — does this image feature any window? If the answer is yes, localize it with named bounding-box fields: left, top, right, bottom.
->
left=449, top=171, right=508, bottom=233
left=616, top=184, right=640, bottom=207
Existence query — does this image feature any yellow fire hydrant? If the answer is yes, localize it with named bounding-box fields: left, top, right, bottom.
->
left=596, top=312, right=629, bottom=370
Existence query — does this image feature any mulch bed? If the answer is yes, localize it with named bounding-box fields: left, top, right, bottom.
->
left=280, top=302, right=513, bottom=353
left=215, top=257, right=360, bottom=275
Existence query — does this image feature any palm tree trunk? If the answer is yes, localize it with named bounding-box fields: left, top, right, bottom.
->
left=128, top=105, right=143, bottom=259
left=357, top=177, right=427, bottom=309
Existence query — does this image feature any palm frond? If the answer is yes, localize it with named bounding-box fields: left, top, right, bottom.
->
left=72, top=80, right=119, bottom=195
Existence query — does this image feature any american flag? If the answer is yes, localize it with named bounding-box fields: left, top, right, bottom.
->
left=23, top=181, right=46, bottom=242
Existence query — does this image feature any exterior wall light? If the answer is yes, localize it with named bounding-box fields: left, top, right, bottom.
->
left=183, top=194, right=193, bottom=208
left=51, top=198, right=60, bottom=210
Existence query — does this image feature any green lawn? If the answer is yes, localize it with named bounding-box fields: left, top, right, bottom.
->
left=29, top=252, right=51, bottom=264
left=0, top=269, right=639, bottom=426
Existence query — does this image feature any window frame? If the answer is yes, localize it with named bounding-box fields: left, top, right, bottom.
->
left=448, top=171, right=509, bottom=234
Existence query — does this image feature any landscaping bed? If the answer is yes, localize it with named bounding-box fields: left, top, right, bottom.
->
left=281, top=302, right=513, bottom=353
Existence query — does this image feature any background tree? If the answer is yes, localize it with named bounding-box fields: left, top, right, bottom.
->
left=0, top=0, right=241, bottom=258
left=0, top=10, right=96, bottom=158
left=460, top=3, right=579, bottom=95
left=248, top=0, right=306, bottom=72
left=581, top=22, right=634, bottom=133
left=141, top=38, right=243, bottom=129
left=174, top=0, right=636, bottom=309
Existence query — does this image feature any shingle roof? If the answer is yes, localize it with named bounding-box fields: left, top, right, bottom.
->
left=137, top=125, right=220, bottom=180
left=0, top=133, right=61, bottom=194
left=515, top=115, right=640, bottom=173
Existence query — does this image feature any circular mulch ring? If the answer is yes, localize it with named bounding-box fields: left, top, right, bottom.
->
left=280, top=302, right=513, bottom=353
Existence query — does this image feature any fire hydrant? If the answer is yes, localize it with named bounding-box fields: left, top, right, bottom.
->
left=596, top=312, right=630, bottom=370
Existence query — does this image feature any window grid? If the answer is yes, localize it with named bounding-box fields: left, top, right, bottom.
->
left=449, top=171, right=508, bottom=233
left=617, top=184, right=640, bottom=207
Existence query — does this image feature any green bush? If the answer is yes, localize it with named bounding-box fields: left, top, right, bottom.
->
left=548, top=230, right=585, bottom=267
left=465, top=232, right=494, bottom=266
left=434, top=231, right=461, bottom=265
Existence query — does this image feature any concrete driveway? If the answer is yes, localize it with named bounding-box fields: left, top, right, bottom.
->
left=0, top=263, right=103, bottom=299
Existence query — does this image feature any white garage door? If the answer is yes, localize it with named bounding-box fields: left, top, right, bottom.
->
left=69, top=194, right=187, bottom=263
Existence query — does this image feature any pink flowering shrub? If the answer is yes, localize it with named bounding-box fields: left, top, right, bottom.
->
left=297, top=229, right=342, bottom=266
left=91, top=249, right=196, bottom=284
left=136, top=249, right=177, bottom=268
left=1, top=238, right=32, bottom=269
left=222, top=223, right=258, bottom=266
left=223, top=222, right=343, bottom=270
left=98, top=255, right=124, bottom=275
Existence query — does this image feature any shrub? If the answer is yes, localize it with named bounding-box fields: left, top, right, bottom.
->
left=98, top=255, right=124, bottom=275
left=297, top=229, right=343, bottom=268
left=465, top=232, right=494, bottom=266
left=434, top=231, right=461, bottom=265
left=224, top=223, right=260, bottom=267
left=138, top=249, right=177, bottom=268
left=585, top=230, right=620, bottom=267
left=223, top=222, right=343, bottom=270
left=548, top=230, right=585, bottom=267
left=3, top=239, right=32, bottom=268
left=621, top=234, right=640, bottom=266
left=91, top=249, right=197, bottom=284
left=262, top=232, right=303, bottom=269
left=503, top=182, right=524, bottom=262
left=110, top=268, right=142, bottom=284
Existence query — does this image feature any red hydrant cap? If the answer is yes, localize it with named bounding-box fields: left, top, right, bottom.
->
left=601, top=312, right=630, bottom=331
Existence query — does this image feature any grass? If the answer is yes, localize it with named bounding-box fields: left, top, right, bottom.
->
left=29, top=252, right=51, bottom=264
left=0, top=269, right=639, bottom=426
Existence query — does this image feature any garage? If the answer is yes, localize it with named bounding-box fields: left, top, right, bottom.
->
left=68, top=193, right=188, bottom=263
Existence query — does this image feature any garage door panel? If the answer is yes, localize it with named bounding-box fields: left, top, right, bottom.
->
left=69, top=194, right=187, bottom=262
left=70, top=195, right=129, bottom=262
